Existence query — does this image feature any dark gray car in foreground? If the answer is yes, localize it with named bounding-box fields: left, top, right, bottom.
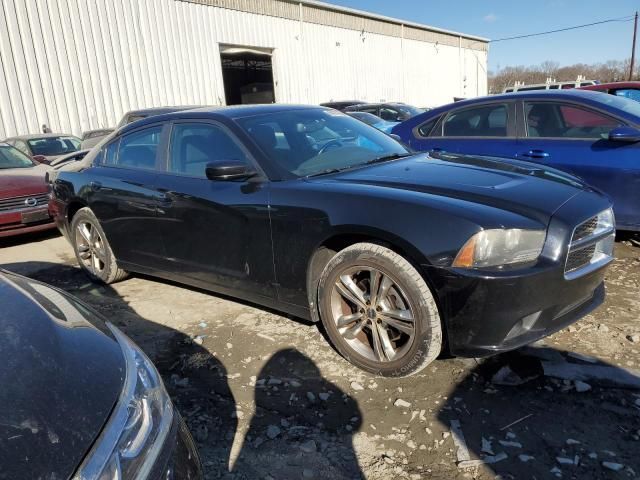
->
left=0, top=271, right=202, bottom=479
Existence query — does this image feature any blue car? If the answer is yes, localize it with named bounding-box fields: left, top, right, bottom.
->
left=392, top=90, right=640, bottom=231
left=346, top=111, right=399, bottom=133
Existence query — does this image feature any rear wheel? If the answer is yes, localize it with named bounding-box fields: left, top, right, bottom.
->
left=318, top=243, right=442, bottom=377
left=71, top=207, right=128, bottom=284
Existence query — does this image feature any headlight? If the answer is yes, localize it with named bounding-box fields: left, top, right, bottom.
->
left=74, top=324, right=174, bottom=480
left=453, top=229, right=546, bottom=268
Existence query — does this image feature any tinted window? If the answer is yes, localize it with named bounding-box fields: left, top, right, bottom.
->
left=169, top=123, right=249, bottom=177
left=379, top=108, right=401, bottom=121
left=443, top=104, right=508, bottom=137
left=28, top=136, right=80, bottom=156
left=103, top=140, right=119, bottom=165
left=525, top=103, right=622, bottom=139
left=109, top=126, right=162, bottom=170
left=614, top=88, right=640, bottom=102
left=360, top=107, right=379, bottom=115
left=517, top=86, right=546, bottom=92
left=417, top=117, right=439, bottom=137
left=347, top=112, right=382, bottom=126
left=238, top=109, right=408, bottom=177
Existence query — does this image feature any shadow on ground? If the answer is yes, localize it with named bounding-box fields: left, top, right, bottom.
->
left=436, top=347, right=640, bottom=479
left=1, top=261, right=365, bottom=480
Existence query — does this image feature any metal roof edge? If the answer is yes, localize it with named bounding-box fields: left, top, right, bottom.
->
left=298, top=0, right=490, bottom=43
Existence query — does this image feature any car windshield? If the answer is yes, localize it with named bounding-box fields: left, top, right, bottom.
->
left=238, top=109, right=409, bottom=177
left=28, top=136, right=80, bottom=156
left=348, top=112, right=383, bottom=126
left=592, top=92, right=640, bottom=117
left=395, top=105, right=424, bottom=117
left=0, top=145, right=35, bottom=169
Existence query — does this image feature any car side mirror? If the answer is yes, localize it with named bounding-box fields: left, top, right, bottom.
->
left=32, top=154, right=48, bottom=164
left=205, top=161, right=257, bottom=181
left=608, top=126, right=640, bottom=143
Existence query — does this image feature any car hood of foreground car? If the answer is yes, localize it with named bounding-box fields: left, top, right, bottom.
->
left=0, top=165, right=50, bottom=198
left=318, top=152, right=590, bottom=224
left=0, top=272, right=125, bottom=480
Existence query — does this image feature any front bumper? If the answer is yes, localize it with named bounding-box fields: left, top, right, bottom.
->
left=426, top=261, right=607, bottom=357
left=428, top=191, right=612, bottom=357
left=0, top=208, right=55, bottom=238
left=149, top=412, right=203, bottom=480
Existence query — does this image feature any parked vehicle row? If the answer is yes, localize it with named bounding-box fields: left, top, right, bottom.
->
left=392, top=89, right=640, bottom=231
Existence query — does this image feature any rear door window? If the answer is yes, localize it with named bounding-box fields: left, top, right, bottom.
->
left=442, top=104, right=508, bottom=137
left=102, top=126, right=162, bottom=170
left=525, top=102, right=622, bottom=139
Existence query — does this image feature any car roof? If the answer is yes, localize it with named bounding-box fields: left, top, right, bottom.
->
left=122, top=105, right=205, bottom=116
left=426, top=89, right=611, bottom=113
left=6, top=133, right=79, bottom=141
left=118, top=104, right=328, bottom=135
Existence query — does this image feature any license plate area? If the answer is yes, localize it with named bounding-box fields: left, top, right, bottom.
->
left=21, top=209, right=50, bottom=224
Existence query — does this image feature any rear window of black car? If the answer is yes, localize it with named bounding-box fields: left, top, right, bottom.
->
left=102, top=126, right=161, bottom=170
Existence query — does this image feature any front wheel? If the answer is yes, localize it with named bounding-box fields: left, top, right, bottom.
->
left=318, top=243, right=442, bottom=377
left=71, top=207, right=129, bottom=284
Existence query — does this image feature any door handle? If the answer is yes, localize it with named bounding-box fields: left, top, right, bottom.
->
left=519, top=150, right=550, bottom=159
left=89, top=181, right=102, bottom=191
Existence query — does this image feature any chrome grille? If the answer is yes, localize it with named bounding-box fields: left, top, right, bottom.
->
left=565, top=209, right=615, bottom=279
left=572, top=217, right=598, bottom=242
left=0, top=193, right=50, bottom=212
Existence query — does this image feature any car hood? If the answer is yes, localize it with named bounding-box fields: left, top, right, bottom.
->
left=317, top=152, right=589, bottom=224
left=0, top=272, right=124, bottom=480
left=0, top=165, right=50, bottom=198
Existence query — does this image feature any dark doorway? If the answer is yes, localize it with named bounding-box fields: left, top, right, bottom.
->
left=220, top=47, right=275, bottom=105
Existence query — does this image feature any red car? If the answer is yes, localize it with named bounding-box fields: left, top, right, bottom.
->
left=0, top=142, right=55, bottom=237
left=580, top=81, right=640, bottom=102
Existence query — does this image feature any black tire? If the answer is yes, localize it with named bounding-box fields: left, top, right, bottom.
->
left=70, top=207, right=129, bottom=284
left=317, top=243, right=441, bottom=377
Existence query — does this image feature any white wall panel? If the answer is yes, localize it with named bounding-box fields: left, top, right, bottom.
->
left=0, top=0, right=488, bottom=138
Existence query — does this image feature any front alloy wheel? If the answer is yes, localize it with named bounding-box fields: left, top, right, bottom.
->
left=318, top=243, right=442, bottom=377
left=331, top=266, right=416, bottom=363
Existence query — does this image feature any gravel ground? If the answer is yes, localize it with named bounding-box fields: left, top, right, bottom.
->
left=1, top=230, right=639, bottom=480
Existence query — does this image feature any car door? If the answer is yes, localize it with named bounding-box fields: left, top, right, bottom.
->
left=409, top=102, right=519, bottom=157
left=516, top=100, right=640, bottom=229
left=153, top=120, right=275, bottom=299
left=86, top=124, right=167, bottom=269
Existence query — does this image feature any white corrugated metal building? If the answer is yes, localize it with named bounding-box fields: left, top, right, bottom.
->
left=0, top=0, right=489, bottom=138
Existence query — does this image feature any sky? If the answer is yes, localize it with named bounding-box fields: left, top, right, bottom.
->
left=324, top=0, right=639, bottom=72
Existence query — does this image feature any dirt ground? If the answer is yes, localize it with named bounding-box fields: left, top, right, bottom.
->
left=1, top=230, right=639, bottom=480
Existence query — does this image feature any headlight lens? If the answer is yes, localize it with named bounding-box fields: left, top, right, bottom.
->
left=74, top=324, right=174, bottom=480
left=453, top=229, right=546, bottom=268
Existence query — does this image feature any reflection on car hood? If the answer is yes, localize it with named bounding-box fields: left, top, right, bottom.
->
left=318, top=152, right=589, bottom=223
left=0, top=272, right=124, bottom=480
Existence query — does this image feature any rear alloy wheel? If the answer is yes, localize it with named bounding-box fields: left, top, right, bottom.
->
left=71, top=207, right=128, bottom=284
left=318, top=243, right=441, bottom=377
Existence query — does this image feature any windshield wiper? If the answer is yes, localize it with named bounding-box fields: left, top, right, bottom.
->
left=305, top=167, right=350, bottom=178
left=365, top=153, right=412, bottom=165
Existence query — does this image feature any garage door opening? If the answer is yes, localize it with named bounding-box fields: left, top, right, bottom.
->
left=220, top=46, right=275, bottom=105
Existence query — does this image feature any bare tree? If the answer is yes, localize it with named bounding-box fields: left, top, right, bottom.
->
left=489, top=59, right=638, bottom=93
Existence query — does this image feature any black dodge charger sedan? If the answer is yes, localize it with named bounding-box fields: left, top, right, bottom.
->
left=0, top=271, right=202, bottom=479
left=49, top=105, right=615, bottom=377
